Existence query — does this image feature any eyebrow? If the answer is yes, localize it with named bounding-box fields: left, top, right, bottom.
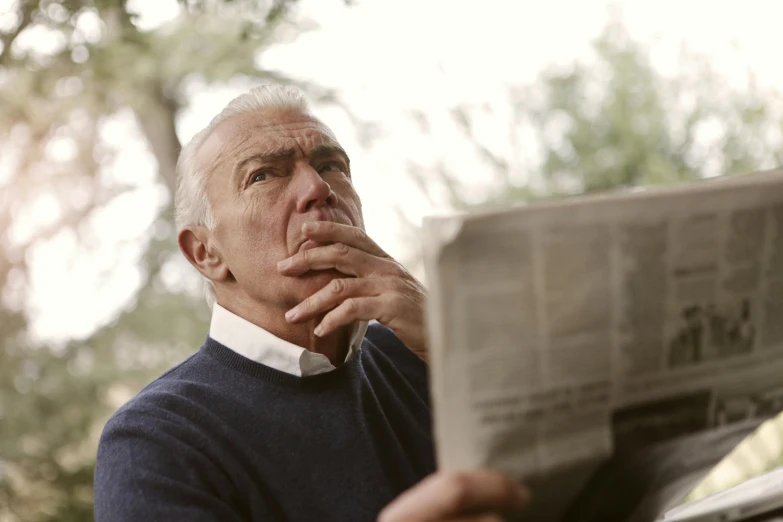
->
left=233, top=147, right=296, bottom=180
left=309, top=145, right=351, bottom=169
left=232, top=144, right=351, bottom=186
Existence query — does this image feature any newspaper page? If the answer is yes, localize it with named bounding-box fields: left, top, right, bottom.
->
left=422, top=170, right=783, bottom=522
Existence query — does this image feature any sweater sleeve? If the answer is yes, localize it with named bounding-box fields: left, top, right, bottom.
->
left=94, top=408, right=246, bottom=522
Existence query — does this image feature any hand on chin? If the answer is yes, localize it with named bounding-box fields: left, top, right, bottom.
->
left=289, top=268, right=346, bottom=300
left=277, top=222, right=428, bottom=360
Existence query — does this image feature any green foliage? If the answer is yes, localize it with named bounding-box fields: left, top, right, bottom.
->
left=412, top=21, right=783, bottom=213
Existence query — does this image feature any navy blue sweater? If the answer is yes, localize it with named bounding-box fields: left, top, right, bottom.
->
left=94, top=324, right=435, bottom=522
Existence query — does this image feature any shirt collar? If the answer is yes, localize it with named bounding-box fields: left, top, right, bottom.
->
left=208, top=303, right=368, bottom=377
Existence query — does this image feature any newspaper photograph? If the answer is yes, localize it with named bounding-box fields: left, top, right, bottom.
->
left=422, top=170, right=783, bottom=522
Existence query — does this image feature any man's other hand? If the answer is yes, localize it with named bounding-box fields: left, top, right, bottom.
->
left=279, top=221, right=428, bottom=361
left=378, top=470, right=530, bottom=522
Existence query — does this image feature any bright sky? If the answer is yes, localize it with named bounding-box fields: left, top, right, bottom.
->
left=19, top=0, right=783, bottom=342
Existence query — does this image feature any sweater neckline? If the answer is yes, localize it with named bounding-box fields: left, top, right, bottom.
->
left=202, top=337, right=361, bottom=387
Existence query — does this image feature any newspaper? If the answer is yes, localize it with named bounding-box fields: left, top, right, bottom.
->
left=421, top=169, right=783, bottom=522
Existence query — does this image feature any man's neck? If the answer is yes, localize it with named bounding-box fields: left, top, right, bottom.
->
left=216, top=297, right=352, bottom=366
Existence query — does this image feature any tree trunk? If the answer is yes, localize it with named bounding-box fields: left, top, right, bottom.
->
left=133, top=89, right=182, bottom=196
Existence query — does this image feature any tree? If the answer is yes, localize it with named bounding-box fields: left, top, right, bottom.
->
left=0, top=1, right=345, bottom=520
left=406, top=20, right=783, bottom=215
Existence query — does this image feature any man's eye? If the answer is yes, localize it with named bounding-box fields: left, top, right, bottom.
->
left=251, top=170, right=272, bottom=183
left=319, top=162, right=345, bottom=174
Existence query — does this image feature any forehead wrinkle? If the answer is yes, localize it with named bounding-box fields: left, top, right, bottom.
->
left=198, top=125, right=251, bottom=180
left=196, top=111, right=345, bottom=192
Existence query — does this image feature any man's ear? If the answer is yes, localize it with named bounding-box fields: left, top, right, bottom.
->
left=178, top=225, right=230, bottom=283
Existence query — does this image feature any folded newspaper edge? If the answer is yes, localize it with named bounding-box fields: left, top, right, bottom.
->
left=422, top=169, right=783, bottom=522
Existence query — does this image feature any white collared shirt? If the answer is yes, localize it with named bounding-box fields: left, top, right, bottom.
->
left=209, top=304, right=369, bottom=377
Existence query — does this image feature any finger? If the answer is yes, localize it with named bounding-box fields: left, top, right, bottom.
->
left=377, top=471, right=529, bottom=522
left=279, top=243, right=396, bottom=278
left=285, top=277, right=384, bottom=324
left=302, top=221, right=388, bottom=258
left=313, top=296, right=388, bottom=337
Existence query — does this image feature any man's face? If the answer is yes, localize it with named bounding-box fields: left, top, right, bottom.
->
left=197, top=108, right=364, bottom=310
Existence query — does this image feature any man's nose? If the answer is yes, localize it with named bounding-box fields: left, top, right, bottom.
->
left=292, top=162, right=338, bottom=212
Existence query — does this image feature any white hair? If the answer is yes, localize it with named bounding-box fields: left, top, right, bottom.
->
left=174, top=84, right=313, bottom=308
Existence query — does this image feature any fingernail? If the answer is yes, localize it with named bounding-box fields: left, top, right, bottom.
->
left=303, top=222, right=317, bottom=233
left=285, top=309, right=297, bottom=321
left=277, top=259, right=291, bottom=270
left=313, top=324, right=324, bottom=337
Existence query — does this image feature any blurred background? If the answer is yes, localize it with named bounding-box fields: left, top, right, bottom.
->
left=0, top=0, right=782, bottom=520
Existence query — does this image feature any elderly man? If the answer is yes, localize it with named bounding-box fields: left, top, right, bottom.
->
left=94, top=85, right=528, bottom=521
